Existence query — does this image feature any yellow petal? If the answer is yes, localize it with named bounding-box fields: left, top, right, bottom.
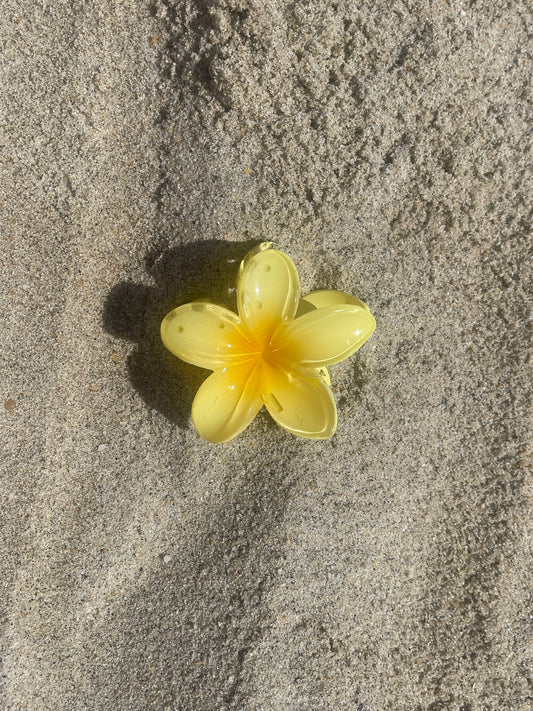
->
left=261, top=364, right=337, bottom=439
left=301, top=289, right=371, bottom=313
left=237, top=246, right=300, bottom=348
left=192, top=361, right=263, bottom=443
left=161, top=302, right=255, bottom=370
left=275, top=304, right=376, bottom=367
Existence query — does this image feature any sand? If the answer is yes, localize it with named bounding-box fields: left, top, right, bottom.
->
left=1, top=0, right=532, bottom=709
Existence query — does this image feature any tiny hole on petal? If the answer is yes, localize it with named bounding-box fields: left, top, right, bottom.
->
left=218, top=323, right=225, bottom=329
left=264, top=264, right=271, bottom=272
left=177, top=326, right=184, bottom=333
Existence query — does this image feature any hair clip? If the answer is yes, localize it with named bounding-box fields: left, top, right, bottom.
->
left=161, top=243, right=375, bottom=443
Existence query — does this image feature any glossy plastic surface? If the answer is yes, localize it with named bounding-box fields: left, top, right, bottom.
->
left=238, top=245, right=300, bottom=348
left=161, top=243, right=376, bottom=443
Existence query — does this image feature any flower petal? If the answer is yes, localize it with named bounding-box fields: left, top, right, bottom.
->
left=161, top=302, right=255, bottom=370
left=237, top=246, right=300, bottom=348
left=261, top=364, right=337, bottom=439
left=192, top=361, right=263, bottom=443
left=301, top=289, right=371, bottom=313
left=275, top=304, right=376, bottom=367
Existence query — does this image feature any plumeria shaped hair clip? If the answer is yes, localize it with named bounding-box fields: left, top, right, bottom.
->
left=161, top=243, right=376, bottom=443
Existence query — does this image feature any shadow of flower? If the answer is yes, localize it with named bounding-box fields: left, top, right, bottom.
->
left=103, top=239, right=259, bottom=427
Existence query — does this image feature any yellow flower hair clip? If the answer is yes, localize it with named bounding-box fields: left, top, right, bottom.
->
left=161, top=243, right=375, bottom=443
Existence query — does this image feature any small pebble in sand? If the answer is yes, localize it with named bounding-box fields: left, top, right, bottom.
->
left=4, top=398, right=16, bottom=413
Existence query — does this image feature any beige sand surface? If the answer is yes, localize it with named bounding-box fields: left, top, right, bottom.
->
left=1, top=1, right=531, bottom=709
